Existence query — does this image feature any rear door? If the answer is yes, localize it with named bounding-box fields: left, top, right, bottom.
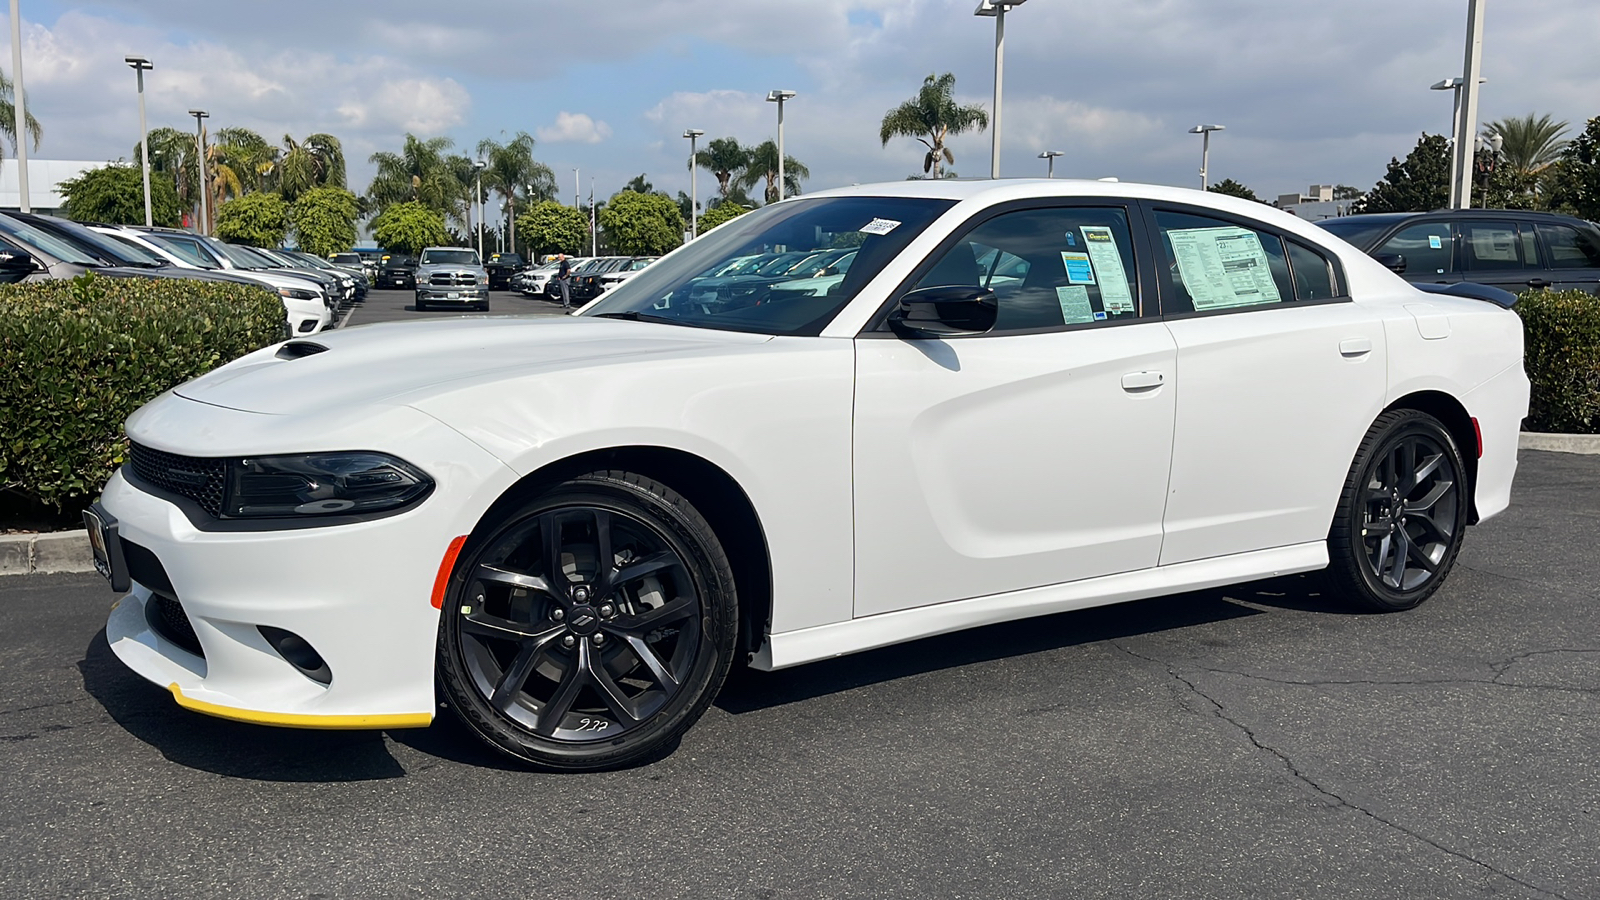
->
left=1536, top=221, right=1600, bottom=295
left=1456, top=218, right=1545, bottom=293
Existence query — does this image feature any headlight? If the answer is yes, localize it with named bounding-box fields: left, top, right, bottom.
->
left=224, top=453, right=433, bottom=518
left=278, top=287, right=319, bottom=300
left=478, top=274, right=489, bottom=286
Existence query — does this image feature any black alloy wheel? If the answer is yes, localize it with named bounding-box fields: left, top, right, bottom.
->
left=437, top=471, right=737, bottom=770
left=1326, top=409, right=1469, bottom=611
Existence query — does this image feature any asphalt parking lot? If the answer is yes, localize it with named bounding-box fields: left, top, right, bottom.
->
left=344, top=285, right=573, bottom=327
left=1, top=451, right=1596, bottom=899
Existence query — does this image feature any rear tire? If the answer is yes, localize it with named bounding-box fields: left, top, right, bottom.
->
left=437, top=470, right=738, bottom=770
left=1325, top=409, right=1469, bottom=612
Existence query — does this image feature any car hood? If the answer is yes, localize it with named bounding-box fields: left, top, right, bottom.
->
left=172, top=315, right=772, bottom=416
left=417, top=263, right=484, bottom=276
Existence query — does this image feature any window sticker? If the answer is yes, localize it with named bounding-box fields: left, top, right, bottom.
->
left=1428, top=234, right=1443, bottom=249
left=1060, top=251, right=1097, bottom=285
left=1080, top=226, right=1135, bottom=314
left=1166, top=226, right=1282, bottom=310
left=1468, top=228, right=1517, bottom=262
left=1055, top=285, right=1095, bottom=324
left=859, top=218, right=902, bottom=236
left=1065, top=232, right=1077, bottom=247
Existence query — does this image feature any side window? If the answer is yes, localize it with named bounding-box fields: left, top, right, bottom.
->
left=1286, top=239, right=1338, bottom=301
left=1153, top=210, right=1293, bottom=314
left=1458, top=220, right=1528, bottom=271
left=1375, top=222, right=1454, bottom=276
left=1539, top=223, right=1600, bottom=269
left=153, top=236, right=211, bottom=268
left=913, top=206, right=1140, bottom=333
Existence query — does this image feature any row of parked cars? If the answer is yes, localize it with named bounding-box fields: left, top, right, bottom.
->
left=508, top=255, right=658, bottom=305
left=0, top=212, right=368, bottom=336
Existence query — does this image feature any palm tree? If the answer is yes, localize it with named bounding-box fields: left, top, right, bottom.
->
left=694, top=137, right=751, bottom=198
left=278, top=133, right=346, bottom=202
left=212, top=127, right=277, bottom=193
left=139, top=126, right=201, bottom=219
left=476, top=131, right=555, bottom=255
left=737, top=140, right=809, bottom=205
left=879, top=72, right=988, bottom=179
left=0, top=69, right=41, bottom=160
left=367, top=134, right=461, bottom=218
left=1483, top=113, right=1570, bottom=181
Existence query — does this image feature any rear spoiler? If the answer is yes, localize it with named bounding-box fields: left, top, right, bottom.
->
left=1413, top=281, right=1518, bottom=309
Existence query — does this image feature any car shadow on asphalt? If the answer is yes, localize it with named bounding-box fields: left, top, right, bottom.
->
left=715, top=573, right=1355, bottom=715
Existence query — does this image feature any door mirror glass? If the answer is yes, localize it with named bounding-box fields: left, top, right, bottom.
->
left=0, top=249, right=37, bottom=283
left=890, top=285, right=998, bottom=337
left=1374, top=252, right=1407, bottom=274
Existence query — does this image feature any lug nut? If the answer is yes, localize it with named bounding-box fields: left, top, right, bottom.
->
left=562, top=635, right=576, bottom=648
left=592, top=633, right=606, bottom=647
left=599, top=603, right=615, bottom=618
left=551, top=608, right=565, bottom=621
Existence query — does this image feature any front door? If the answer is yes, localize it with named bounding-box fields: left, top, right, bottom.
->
left=852, top=203, right=1176, bottom=617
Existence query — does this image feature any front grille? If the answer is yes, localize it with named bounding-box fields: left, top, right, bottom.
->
left=129, top=443, right=227, bottom=517
left=428, top=272, right=477, bottom=286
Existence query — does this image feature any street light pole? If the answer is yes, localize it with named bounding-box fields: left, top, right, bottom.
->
left=975, top=0, right=1027, bottom=179
left=189, top=109, right=209, bottom=234
left=10, top=0, right=30, bottom=213
left=1451, top=0, right=1488, bottom=210
left=126, top=56, right=154, bottom=227
left=1038, top=150, right=1063, bottom=178
left=683, top=128, right=703, bottom=238
left=1431, top=75, right=1487, bottom=208
left=474, top=160, right=486, bottom=258
left=766, top=90, right=796, bottom=202
left=1188, top=124, right=1225, bottom=190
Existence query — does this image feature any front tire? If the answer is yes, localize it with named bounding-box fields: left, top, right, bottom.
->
left=1325, top=409, right=1470, bottom=611
left=437, top=470, right=738, bottom=770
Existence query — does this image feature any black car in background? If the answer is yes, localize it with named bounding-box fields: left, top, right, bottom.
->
left=1317, top=209, right=1600, bottom=296
left=484, top=252, right=523, bottom=290
left=377, top=253, right=417, bottom=289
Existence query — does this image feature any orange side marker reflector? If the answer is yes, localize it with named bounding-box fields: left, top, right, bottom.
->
left=1471, top=417, right=1483, bottom=458
left=431, top=535, right=470, bottom=609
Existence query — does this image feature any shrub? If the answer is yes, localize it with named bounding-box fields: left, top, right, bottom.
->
left=215, top=192, right=289, bottom=248
left=0, top=274, right=285, bottom=512
left=1516, top=289, right=1600, bottom=434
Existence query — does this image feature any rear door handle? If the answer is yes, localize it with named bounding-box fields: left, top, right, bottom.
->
left=1339, top=338, right=1373, bottom=357
left=1121, top=371, right=1164, bottom=391
left=1526, top=278, right=1551, bottom=289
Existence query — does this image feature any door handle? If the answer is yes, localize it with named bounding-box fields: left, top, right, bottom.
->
left=1339, top=338, right=1373, bottom=357
left=1526, top=278, right=1551, bottom=289
left=1121, top=371, right=1164, bottom=391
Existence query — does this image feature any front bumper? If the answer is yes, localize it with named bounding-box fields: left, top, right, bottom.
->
left=417, top=287, right=488, bottom=303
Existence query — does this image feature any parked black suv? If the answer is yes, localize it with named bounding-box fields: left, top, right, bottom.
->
left=1317, top=209, right=1600, bottom=296
left=484, top=252, right=524, bottom=290
left=377, top=253, right=417, bottom=289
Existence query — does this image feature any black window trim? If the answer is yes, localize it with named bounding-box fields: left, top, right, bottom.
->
left=1138, top=199, right=1352, bottom=321
left=857, top=196, right=1161, bottom=339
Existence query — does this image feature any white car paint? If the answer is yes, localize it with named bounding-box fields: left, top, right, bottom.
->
left=98, top=178, right=1528, bottom=732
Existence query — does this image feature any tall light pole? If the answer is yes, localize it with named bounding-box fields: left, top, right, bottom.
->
left=10, top=0, right=30, bottom=212
left=188, top=109, right=209, bottom=234
left=1188, top=124, right=1225, bottom=190
left=573, top=168, right=579, bottom=209
left=975, top=0, right=1027, bottom=179
left=683, top=128, right=704, bottom=238
left=1431, top=75, right=1487, bottom=208
left=125, top=56, right=154, bottom=227
left=1038, top=150, right=1063, bottom=178
left=766, top=90, right=796, bottom=202
left=473, top=159, right=486, bottom=258
left=1450, top=0, right=1488, bottom=210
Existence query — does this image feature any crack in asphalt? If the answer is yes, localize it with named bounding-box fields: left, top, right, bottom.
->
left=1454, top=561, right=1599, bottom=597
left=1150, top=649, right=1600, bottom=698
left=0, top=697, right=91, bottom=717
left=1111, top=640, right=1577, bottom=900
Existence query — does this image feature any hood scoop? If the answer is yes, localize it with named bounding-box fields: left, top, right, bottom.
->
left=276, top=341, right=329, bottom=360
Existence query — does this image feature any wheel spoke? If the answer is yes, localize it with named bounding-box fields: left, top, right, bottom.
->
left=616, top=596, right=696, bottom=634
left=1408, top=509, right=1453, bottom=544
left=607, top=550, right=679, bottom=591
left=1399, top=440, right=1418, bottom=492
left=1405, top=536, right=1439, bottom=573
left=1411, top=451, right=1444, bottom=490
left=490, top=642, right=543, bottom=712
left=1388, top=527, right=1410, bottom=587
left=621, top=633, right=680, bottom=690
left=462, top=612, right=558, bottom=642
left=1408, top=478, right=1454, bottom=514
left=476, top=564, right=554, bottom=596
left=585, top=651, right=641, bottom=724
left=533, top=646, right=586, bottom=737
left=593, top=509, right=614, bottom=576
left=539, top=512, right=570, bottom=602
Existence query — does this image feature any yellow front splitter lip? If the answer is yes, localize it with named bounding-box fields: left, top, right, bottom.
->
left=168, top=684, right=433, bottom=730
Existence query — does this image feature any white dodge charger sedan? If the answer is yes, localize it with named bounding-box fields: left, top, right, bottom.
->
left=89, top=179, right=1529, bottom=770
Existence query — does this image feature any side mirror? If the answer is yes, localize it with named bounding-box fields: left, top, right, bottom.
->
left=0, top=250, right=38, bottom=284
left=1374, top=252, right=1407, bottom=274
left=889, top=285, right=998, bottom=337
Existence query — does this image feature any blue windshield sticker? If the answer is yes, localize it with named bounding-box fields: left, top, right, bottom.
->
left=1428, top=235, right=1443, bottom=249
left=1061, top=252, right=1096, bottom=285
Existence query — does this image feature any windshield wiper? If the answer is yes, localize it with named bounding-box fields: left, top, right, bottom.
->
left=593, top=310, right=675, bottom=324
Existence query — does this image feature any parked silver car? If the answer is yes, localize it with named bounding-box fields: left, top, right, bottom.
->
left=414, top=247, right=489, bottom=311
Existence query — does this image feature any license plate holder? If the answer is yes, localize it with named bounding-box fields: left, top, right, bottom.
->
left=82, top=503, right=130, bottom=592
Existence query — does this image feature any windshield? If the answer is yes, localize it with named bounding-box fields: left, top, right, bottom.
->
left=146, top=234, right=219, bottom=268
left=331, top=254, right=361, bottom=265
left=209, top=241, right=278, bottom=268
left=420, top=249, right=480, bottom=266
left=33, top=217, right=165, bottom=267
left=0, top=215, right=109, bottom=266
left=585, top=196, right=955, bottom=336
left=99, top=232, right=171, bottom=266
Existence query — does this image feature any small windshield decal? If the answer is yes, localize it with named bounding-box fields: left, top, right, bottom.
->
left=859, top=218, right=902, bottom=235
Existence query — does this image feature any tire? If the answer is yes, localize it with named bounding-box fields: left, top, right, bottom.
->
left=437, top=470, right=738, bottom=770
left=1325, top=409, right=1470, bottom=612
left=415, top=296, right=427, bottom=311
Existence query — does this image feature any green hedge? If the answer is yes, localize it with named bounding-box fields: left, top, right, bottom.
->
left=1517, top=289, right=1600, bottom=434
left=0, top=274, right=285, bottom=511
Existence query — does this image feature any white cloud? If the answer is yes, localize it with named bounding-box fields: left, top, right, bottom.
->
left=537, top=112, right=612, bottom=144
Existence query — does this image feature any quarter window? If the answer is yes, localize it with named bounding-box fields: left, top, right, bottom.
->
left=1286, top=239, right=1338, bottom=301
left=911, top=206, right=1141, bottom=333
left=1375, top=223, right=1454, bottom=276
left=1153, top=210, right=1293, bottom=314
left=1539, top=223, right=1600, bottom=269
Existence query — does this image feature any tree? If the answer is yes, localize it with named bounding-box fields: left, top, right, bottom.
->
left=372, top=201, right=450, bottom=256
left=288, top=187, right=360, bottom=256
left=214, top=191, right=288, bottom=247
left=1332, top=184, right=1365, bottom=200
left=278, top=133, right=346, bottom=203
left=599, top=191, right=683, bottom=256
left=0, top=69, right=41, bottom=160
left=697, top=201, right=747, bottom=232
left=477, top=131, right=555, bottom=256
left=59, top=163, right=181, bottom=226
left=1484, top=113, right=1569, bottom=181
left=367, top=134, right=461, bottom=218
left=1207, top=178, right=1260, bottom=202
left=1547, top=116, right=1600, bottom=221
left=738, top=140, right=809, bottom=204
left=211, top=127, right=278, bottom=193
left=1354, top=134, right=1451, bottom=214
left=139, top=126, right=203, bottom=221
left=694, top=137, right=751, bottom=198
left=624, top=173, right=655, bottom=195
left=879, top=72, right=988, bottom=179
left=517, top=201, right=590, bottom=257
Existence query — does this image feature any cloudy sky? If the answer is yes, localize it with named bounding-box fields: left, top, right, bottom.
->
left=8, top=0, right=1599, bottom=208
